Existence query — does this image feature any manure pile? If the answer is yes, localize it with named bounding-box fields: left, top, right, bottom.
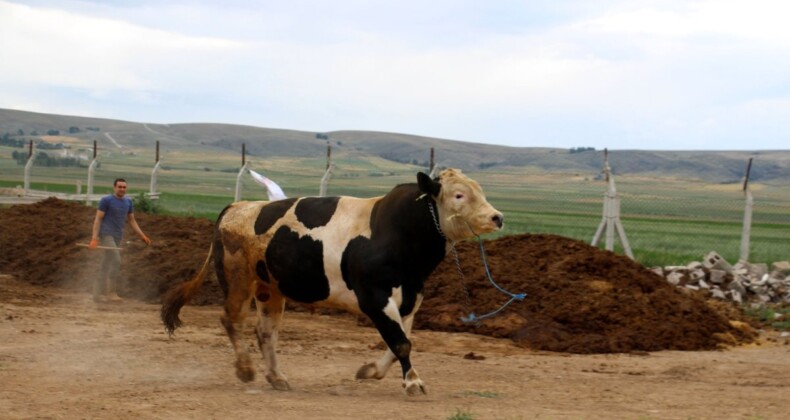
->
left=0, top=198, right=753, bottom=353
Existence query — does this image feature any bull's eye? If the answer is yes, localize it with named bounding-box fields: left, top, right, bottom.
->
left=454, top=193, right=464, bottom=200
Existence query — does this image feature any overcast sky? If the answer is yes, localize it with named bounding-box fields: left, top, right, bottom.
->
left=2, top=0, right=789, bottom=150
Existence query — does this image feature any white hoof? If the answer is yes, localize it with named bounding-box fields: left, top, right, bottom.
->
left=402, top=368, right=427, bottom=396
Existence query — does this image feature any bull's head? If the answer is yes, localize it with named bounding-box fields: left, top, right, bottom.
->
left=418, top=168, right=503, bottom=242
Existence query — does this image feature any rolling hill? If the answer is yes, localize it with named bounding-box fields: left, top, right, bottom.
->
left=1, top=108, right=788, bottom=183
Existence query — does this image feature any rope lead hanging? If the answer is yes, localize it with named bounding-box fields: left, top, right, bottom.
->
left=426, top=200, right=526, bottom=325
left=460, top=236, right=527, bottom=325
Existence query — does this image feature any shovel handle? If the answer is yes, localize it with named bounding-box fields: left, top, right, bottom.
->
left=75, top=243, right=123, bottom=251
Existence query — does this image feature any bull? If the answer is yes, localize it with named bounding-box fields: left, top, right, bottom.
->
left=161, top=168, right=503, bottom=395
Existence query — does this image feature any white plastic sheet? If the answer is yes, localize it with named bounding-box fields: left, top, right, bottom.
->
left=249, top=169, right=287, bottom=201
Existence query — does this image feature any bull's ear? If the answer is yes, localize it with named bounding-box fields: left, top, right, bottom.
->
left=417, top=172, right=441, bottom=197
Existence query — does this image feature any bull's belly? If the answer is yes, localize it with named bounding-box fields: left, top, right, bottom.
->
left=318, top=287, right=362, bottom=315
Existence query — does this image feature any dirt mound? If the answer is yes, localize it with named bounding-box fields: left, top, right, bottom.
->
left=0, top=198, right=753, bottom=353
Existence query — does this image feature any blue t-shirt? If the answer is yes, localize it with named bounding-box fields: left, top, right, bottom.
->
left=98, top=195, right=134, bottom=242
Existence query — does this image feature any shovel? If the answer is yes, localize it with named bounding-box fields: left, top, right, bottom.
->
left=75, top=243, right=123, bottom=251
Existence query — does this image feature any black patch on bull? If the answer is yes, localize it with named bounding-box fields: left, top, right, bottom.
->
left=294, top=197, right=340, bottom=229
left=341, top=184, right=445, bottom=318
left=254, top=198, right=298, bottom=235
left=265, top=225, right=330, bottom=303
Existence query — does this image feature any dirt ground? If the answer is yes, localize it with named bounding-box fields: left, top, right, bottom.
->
left=1, top=198, right=790, bottom=419
left=2, top=275, right=789, bottom=419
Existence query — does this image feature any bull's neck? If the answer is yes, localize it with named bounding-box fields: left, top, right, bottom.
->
left=371, top=184, right=446, bottom=263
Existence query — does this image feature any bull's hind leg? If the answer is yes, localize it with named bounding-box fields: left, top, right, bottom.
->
left=254, top=292, right=290, bottom=391
left=220, top=272, right=257, bottom=383
left=359, top=295, right=426, bottom=395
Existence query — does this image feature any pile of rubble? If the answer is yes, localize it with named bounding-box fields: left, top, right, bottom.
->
left=652, top=252, right=790, bottom=304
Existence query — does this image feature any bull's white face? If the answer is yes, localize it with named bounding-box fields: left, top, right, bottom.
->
left=434, top=169, right=503, bottom=242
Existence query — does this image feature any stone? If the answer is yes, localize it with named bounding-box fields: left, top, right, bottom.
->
left=666, top=272, right=683, bottom=286
left=749, top=263, right=768, bottom=279
left=727, top=279, right=747, bottom=295
left=772, top=261, right=790, bottom=276
left=709, top=269, right=727, bottom=284
left=729, top=290, right=743, bottom=304
left=690, top=269, right=706, bottom=282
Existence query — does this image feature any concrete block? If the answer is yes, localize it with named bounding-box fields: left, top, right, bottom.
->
left=711, top=289, right=726, bottom=299
left=698, top=279, right=710, bottom=289
left=686, top=261, right=703, bottom=270
left=703, top=251, right=733, bottom=274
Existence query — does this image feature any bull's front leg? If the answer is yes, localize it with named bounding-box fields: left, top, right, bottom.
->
left=358, top=295, right=426, bottom=396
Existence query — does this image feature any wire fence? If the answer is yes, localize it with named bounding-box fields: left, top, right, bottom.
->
left=502, top=178, right=790, bottom=268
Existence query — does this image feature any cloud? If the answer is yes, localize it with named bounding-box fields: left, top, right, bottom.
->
left=1, top=0, right=789, bottom=149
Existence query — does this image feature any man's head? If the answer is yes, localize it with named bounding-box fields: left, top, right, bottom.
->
left=113, top=178, right=128, bottom=198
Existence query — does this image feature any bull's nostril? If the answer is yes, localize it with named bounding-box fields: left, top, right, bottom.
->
left=492, top=214, right=504, bottom=228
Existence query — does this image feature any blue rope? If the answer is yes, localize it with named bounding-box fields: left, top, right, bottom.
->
left=460, top=236, right=527, bottom=325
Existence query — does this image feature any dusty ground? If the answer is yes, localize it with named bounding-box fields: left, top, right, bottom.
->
left=2, top=275, right=789, bottom=420
left=1, top=198, right=789, bottom=419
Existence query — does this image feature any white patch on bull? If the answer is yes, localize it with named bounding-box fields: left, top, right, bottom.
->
left=382, top=297, right=401, bottom=328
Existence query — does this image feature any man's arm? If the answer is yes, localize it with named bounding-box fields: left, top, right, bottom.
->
left=89, top=210, right=105, bottom=249
left=127, top=213, right=151, bottom=245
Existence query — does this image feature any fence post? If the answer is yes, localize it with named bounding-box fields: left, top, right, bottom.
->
left=23, top=140, right=34, bottom=194
left=86, top=140, right=98, bottom=205
left=739, top=158, right=754, bottom=262
left=318, top=141, right=333, bottom=197
left=591, top=149, right=634, bottom=259
left=149, top=141, right=161, bottom=199
left=234, top=143, right=247, bottom=202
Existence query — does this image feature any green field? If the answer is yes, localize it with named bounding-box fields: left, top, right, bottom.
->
left=2, top=142, right=788, bottom=268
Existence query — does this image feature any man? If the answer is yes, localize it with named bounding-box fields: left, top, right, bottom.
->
left=89, top=178, right=151, bottom=302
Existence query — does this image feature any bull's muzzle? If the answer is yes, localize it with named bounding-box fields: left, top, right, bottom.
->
left=492, top=213, right=504, bottom=229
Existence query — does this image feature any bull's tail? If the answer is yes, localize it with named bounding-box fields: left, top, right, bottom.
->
left=161, top=242, right=214, bottom=336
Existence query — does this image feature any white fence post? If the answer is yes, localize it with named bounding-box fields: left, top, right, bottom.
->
left=591, top=149, right=634, bottom=259
left=148, top=141, right=161, bottom=200
left=23, top=141, right=34, bottom=194
left=85, top=140, right=98, bottom=205
left=739, top=158, right=754, bottom=262
left=234, top=143, right=248, bottom=202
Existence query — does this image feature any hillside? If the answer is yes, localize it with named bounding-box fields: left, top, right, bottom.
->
left=1, top=108, right=788, bottom=183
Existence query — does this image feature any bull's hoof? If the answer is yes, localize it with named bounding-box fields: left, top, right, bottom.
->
left=403, top=381, right=427, bottom=396
left=266, top=374, right=291, bottom=391
left=235, top=359, right=255, bottom=383
left=402, top=368, right=426, bottom=396
left=355, top=362, right=384, bottom=380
